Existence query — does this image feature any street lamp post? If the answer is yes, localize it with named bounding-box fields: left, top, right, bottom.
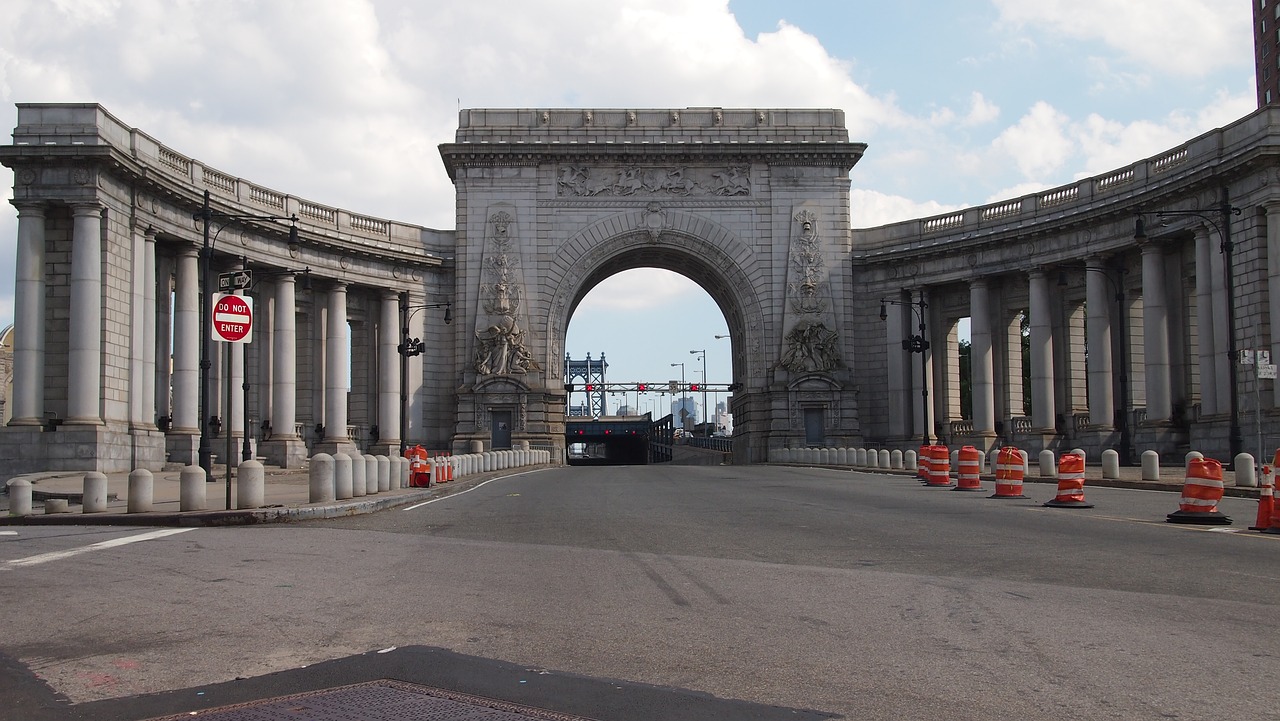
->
left=195, top=190, right=297, bottom=507
left=675, top=363, right=686, bottom=432
left=880, top=295, right=931, bottom=445
left=1149, top=195, right=1244, bottom=460
left=397, top=292, right=452, bottom=457
left=690, top=349, right=707, bottom=435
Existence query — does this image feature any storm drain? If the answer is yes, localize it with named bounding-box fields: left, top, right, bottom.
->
left=144, top=679, right=599, bottom=721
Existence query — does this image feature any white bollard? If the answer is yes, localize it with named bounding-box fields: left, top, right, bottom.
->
left=1185, top=451, right=1203, bottom=468
left=364, top=454, right=379, bottom=495
left=351, top=453, right=367, bottom=497
left=891, top=449, right=904, bottom=470
left=855, top=448, right=867, bottom=466
left=82, top=471, right=108, bottom=513
left=904, top=450, right=917, bottom=472
left=868, top=450, right=879, bottom=469
left=377, top=456, right=391, bottom=492
left=310, top=454, right=336, bottom=502
left=1039, top=449, right=1056, bottom=478
left=1235, top=453, right=1257, bottom=487
left=236, top=460, right=265, bottom=509
left=397, top=456, right=410, bottom=488
left=1101, top=449, right=1119, bottom=480
left=180, top=465, right=207, bottom=511
left=128, top=469, right=154, bottom=513
left=334, top=453, right=354, bottom=500
left=987, top=449, right=1001, bottom=479
left=1142, top=449, right=1161, bottom=481
left=1019, top=449, right=1030, bottom=477
left=7, top=479, right=32, bottom=516
left=879, top=449, right=890, bottom=468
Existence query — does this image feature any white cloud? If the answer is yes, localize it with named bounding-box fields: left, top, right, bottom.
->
left=575, top=269, right=702, bottom=312
left=992, top=101, right=1075, bottom=178
left=963, top=92, right=1000, bottom=126
left=992, top=0, right=1251, bottom=77
left=851, top=189, right=963, bottom=228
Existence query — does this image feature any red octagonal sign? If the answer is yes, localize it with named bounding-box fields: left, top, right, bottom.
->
left=212, top=293, right=253, bottom=343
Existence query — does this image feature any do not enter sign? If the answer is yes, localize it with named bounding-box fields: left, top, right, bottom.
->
left=212, top=293, right=253, bottom=343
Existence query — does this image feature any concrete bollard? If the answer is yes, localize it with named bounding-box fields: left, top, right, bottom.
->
left=987, top=449, right=1001, bottom=478
left=397, top=456, right=410, bottom=488
left=7, top=479, right=32, bottom=516
left=82, top=471, right=108, bottom=513
left=1071, top=448, right=1087, bottom=466
left=310, top=453, right=336, bottom=502
left=1185, top=451, right=1203, bottom=468
left=1039, top=449, right=1056, bottom=478
left=364, top=454, right=378, bottom=495
left=377, top=455, right=391, bottom=492
left=905, top=450, right=917, bottom=472
left=334, top=453, right=354, bottom=500
left=351, top=453, right=366, bottom=497
left=1019, top=449, right=1030, bottom=477
left=891, top=449, right=904, bottom=470
left=180, top=465, right=207, bottom=511
left=128, top=469, right=154, bottom=513
left=236, top=460, right=265, bottom=509
left=1101, top=449, right=1120, bottom=480
left=470, top=440, right=484, bottom=454
left=44, top=498, right=69, bottom=514
left=855, top=448, right=867, bottom=466
left=820, top=448, right=831, bottom=465
left=1235, top=453, right=1257, bottom=487
left=868, top=449, right=879, bottom=469
left=879, top=449, right=891, bottom=468
left=1142, top=449, right=1161, bottom=481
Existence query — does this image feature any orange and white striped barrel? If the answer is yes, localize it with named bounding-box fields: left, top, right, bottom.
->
left=991, top=446, right=1027, bottom=498
left=917, top=444, right=931, bottom=482
left=954, top=446, right=983, bottom=491
left=1044, top=452, right=1092, bottom=508
left=926, top=445, right=953, bottom=487
left=1167, top=457, right=1231, bottom=524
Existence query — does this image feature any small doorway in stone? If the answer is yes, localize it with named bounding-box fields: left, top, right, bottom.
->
left=491, top=410, right=513, bottom=450
left=803, top=408, right=824, bottom=446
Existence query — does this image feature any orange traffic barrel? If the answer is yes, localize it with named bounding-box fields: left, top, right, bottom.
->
left=1044, top=452, right=1093, bottom=508
left=990, top=447, right=1028, bottom=499
left=1167, top=457, right=1231, bottom=525
left=925, top=445, right=953, bottom=487
left=917, top=444, right=931, bottom=483
left=954, top=446, right=984, bottom=492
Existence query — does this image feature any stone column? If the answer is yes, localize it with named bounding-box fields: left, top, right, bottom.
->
left=324, top=283, right=349, bottom=442
left=172, top=247, right=200, bottom=433
left=155, top=255, right=174, bottom=428
left=1208, top=223, right=1232, bottom=413
left=883, top=298, right=909, bottom=438
left=969, top=278, right=996, bottom=442
left=1196, top=226, right=1219, bottom=415
left=378, top=291, right=402, bottom=449
left=1268, top=203, right=1280, bottom=408
left=8, top=202, right=45, bottom=425
left=1141, top=239, right=1172, bottom=422
left=66, top=203, right=103, bottom=425
left=1028, top=269, right=1056, bottom=432
left=1085, top=257, right=1115, bottom=430
left=261, top=273, right=307, bottom=467
left=142, top=228, right=158, bottom=428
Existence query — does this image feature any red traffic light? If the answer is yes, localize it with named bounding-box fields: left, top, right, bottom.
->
left=584, top=383, right=595, bottom=391
left=689, top=383, right=700, bottom=392
left=637, top=383, right=647, bottom=392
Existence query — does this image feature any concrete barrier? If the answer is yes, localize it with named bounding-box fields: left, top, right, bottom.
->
left=363, top=454, right=378, bottom=495
left=6, top=479, right=32, bottom=516
left=879, top=449, right=891, bottom=468
left=1039, top=449, right=1056, bottom=478
left=377, top=455, right=391, bottom=492
left=310, top=453, right=335, bottom=502
left=128, top=469, right=154, bottom=513
left=891, top=449, right=903, bottom=470
left=237, top=460, right=265, bottom=509
left=44, top=498, right=69, bottom=514
left=180, top=465, right=207, bottom=511
left=334, top=453, right=354, bottom=500
left=1235, top=453, right=1257, bottom=487
left=351, top=453, right=367, bottom=497
left=1101, top=449, right=1119, bottom=480
left=904, top=450, right=917, bottom=472
left=82, top=471, right=108, bottom=513
left=1142, top=449, right=1161, bottom=481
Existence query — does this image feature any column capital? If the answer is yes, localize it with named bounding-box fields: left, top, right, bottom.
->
left=68, top=201, right=103, bottom=216
left=10, top=199, right=47, bottom=215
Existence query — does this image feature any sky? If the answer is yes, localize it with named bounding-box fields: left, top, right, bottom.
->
left=0, top=0, right=1257, bottom=420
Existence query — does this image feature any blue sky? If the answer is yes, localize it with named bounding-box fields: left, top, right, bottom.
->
left=0, top=0, right=1256, bottom=420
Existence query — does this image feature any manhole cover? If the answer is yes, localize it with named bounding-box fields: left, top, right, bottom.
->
left=144, top=679, right=599, bottom=721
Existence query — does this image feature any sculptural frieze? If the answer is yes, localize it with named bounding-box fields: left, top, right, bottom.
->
left=788, top=210, right=829, bottom=315
left=556, top=165, right=750, bottom=197
left=474, top=210, right=541, bottom=377
left=779, top=319, right=843, bottom=373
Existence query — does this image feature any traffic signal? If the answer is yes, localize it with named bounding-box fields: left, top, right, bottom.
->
left=584, top=383, right=595, bottom=392
left=689, top=383, right=700, bottom=392
left=637, top=383, right=647, bottom=392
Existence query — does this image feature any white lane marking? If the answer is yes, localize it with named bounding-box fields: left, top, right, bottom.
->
left=4, top=528, right=196, bottom=568
left=402, top=469, right=550, bottom=511
left=0, top=531, right=18, bottom=536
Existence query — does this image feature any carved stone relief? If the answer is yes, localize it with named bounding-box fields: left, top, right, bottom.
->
left=474, top=210, right=541, bottom=377
left=779, top=209, right=843, bottom=374
left=557, top=165, right=750, bottom=197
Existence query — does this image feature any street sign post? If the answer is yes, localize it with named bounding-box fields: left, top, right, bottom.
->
left=212, top=293, right=253, bottom=343
left=217, top=270, right=252, bottom=292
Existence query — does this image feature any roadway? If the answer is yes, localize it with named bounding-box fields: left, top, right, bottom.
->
left=0, top=464, right=1274, bottom=720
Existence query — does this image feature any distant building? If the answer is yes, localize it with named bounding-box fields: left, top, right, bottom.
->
left=1257, top=0, right=1279, bottom=105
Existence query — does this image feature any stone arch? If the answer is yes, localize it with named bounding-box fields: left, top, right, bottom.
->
left=542, top=207, right=767, bottom=387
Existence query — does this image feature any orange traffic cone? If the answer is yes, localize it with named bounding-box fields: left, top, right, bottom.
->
left=1044, top=452, right=1093, bottom=508
left=925, top=445, right=953, bottom=487
left=954, top=446, right=984, bottom=492
left=1250, top=466, right=1274, bottom=531
left=1167, top=457, right=1231, bottom=525
left=990, top=446, right=1028, bottom=499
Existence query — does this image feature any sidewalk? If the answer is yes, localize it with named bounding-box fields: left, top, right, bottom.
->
left=0, top=462, right=535, bottom=527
